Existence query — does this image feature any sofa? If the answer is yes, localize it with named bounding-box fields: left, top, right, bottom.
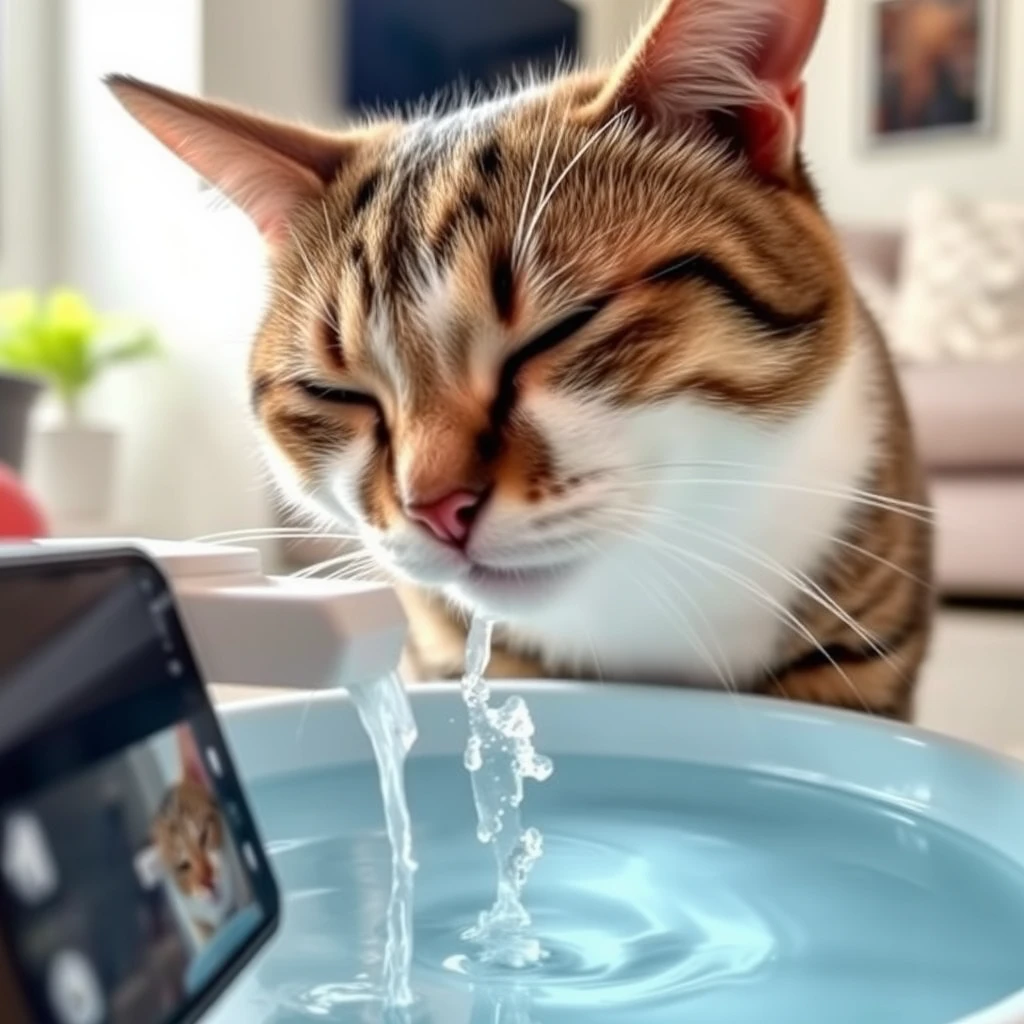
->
left=842, top=227, right=1024, bottom=599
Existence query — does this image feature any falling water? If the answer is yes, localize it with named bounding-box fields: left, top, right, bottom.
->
left=348, top=672, right=419, bottom=1008
left=460, top=617, right=554, bottom=967
left=339, top=618, right=551, bottom=1004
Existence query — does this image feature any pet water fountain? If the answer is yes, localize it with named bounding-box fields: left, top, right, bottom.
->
left=48, top=539, right=1024, bottom=1023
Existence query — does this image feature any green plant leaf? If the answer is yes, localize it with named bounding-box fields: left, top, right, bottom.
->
left=0, top=291, right=41, bottom=335
left=0, top=288, right=159, bottom=408
left=46, top=289, right=99, bottom=337
left=97, top=325, right=162, bottom=368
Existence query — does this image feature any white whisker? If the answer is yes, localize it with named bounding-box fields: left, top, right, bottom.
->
left=191, top=528, right=357, bottom=544
left=321, top=198, right=335, bottom=250
left=290, top=228, right=322, bottom=289
left=621, top=459, right=933, bottom=516
left=519, top=109, right=629, bottom=269
left=584, top=524, right=767, bottom=749
left=597, top=518, right=871, bottom=713
left=292, top=550, right=375, bottom=580
left=613, top=475, right=932, bottom=524
left=813, top=533, right=932, bottom=590
left=271, top=282, right=336, bottom=330
left=512, top=93, right=555, bottom=267
left=657, top=511, right=899, bottom=675
left=526, top=108, right=570, bottom=262
left=596, top=518, right=741, bottom=696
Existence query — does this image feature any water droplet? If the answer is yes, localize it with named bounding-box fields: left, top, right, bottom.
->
left=464, top=736, right=483, bottom=772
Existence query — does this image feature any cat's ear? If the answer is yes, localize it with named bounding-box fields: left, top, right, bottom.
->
left=587, top=0, right=825, bottom=182
left=176, top=727, right=209, bottom=790
left=106, top=75, right=357, bottom=246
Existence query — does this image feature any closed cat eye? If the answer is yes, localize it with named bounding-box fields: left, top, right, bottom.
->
left=506, top=302, right=607, bottom=374
left=176, top=861, right=190, bottom=874
left=296, top=379, right=379, bottom=409
left=490, top=301, right=607, bottom=430
left=297, top=303, right=605, bottom=420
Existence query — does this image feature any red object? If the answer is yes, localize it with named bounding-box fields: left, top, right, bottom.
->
left=0, top=464, right=48, bottom=539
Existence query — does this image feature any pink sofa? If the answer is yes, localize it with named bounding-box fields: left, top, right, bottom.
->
left=842, top=228, right=1024, bottom=598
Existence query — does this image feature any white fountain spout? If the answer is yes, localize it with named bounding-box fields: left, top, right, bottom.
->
left=34, top=538, right=408, bottom=691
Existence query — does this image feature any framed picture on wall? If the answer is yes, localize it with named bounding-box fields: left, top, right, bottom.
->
left=864, top=0, right=1000, bottom=145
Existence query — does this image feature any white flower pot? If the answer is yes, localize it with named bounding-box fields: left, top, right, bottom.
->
left=30, top=425, right=119, bottom=523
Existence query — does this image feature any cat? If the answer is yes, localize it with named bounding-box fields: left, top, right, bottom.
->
left=109, top=0, right=932, bottom=719
left=152, top=728, right=237, bottom=942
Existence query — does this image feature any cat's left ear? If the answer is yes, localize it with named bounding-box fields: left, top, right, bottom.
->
left=177, top=727, right=209, bottom=790
left=106, top=75, right=360, bottom=247
left=587, top=0, right=826, bottom=184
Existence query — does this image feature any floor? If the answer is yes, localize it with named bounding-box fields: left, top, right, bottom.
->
left=916, top=607, right=1024, bottom=759
left=213, top=608, right=1024, bottom=757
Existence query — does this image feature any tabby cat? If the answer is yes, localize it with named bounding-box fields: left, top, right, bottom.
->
left=110, top=0, right=932, bottom=718
left=152, top=729, right=237, bottom=942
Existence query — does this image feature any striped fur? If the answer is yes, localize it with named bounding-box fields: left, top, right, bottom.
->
left=109, top=0, right=932, bottom=718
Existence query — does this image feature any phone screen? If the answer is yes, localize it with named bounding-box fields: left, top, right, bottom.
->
left=0, top=550, right=279, bottom=1024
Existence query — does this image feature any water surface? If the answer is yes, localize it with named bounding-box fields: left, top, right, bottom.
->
left=208, top=755, right=1024, bottom=1024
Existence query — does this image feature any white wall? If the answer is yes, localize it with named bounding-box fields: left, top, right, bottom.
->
left=0, top=0, right=59, bottom=289
left=203, top=0, right=343, bottom=122
left=573, top=0, right=650, bottom=64
left=53, top=0, right=275, bottom=540
left=34, top=0, right=349, bottom=542
left=804, top=0, right=1024, bottom=225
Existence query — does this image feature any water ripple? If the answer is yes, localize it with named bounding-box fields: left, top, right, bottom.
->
left=420, top=832, right=776, bottom=1010
left=203, top=755, right=1024, bottom=1024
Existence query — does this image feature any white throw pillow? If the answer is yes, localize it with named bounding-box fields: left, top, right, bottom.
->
left=893, top=189, right=1024, bottom=363
left=850, top=264, right=897, bottom=337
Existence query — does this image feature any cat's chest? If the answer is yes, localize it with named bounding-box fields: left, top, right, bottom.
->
left=503, top=494, right=848, bottom=688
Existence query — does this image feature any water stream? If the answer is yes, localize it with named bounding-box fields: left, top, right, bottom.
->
left=459, top=617, right=554, bottom=967
left=347, top=671, right=418, bottom=1008
left=345, top=617, right=552, bottom=1007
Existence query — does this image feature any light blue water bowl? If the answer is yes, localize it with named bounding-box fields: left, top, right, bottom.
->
left=209, top=684, right=1024, bottom=1024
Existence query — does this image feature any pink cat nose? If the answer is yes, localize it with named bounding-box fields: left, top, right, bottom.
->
left=407, top=490, right=483, bottom=546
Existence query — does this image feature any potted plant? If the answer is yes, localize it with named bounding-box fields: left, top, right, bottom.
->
left=0, top=289, right=159, bottom=523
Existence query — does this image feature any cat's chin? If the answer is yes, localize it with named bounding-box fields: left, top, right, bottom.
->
left=447, top=561, right=578, bottom=615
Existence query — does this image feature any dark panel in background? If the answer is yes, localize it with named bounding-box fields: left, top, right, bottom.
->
left=346, top=0, right=580, bottom=110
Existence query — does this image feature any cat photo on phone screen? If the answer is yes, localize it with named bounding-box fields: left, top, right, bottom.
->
left=152, top=727, right=242, bottom=943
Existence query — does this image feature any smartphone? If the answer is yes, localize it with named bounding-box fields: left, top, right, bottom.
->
left=0, top=545, right=280, bottom=1024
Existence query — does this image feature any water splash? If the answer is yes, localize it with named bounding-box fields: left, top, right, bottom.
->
left=348, top=672, right=419, bottom=1008
left=472, top=986, right=536, bottom=1024
left=460, top=617, right=554, bottom=967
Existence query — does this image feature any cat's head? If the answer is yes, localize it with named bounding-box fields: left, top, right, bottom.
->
left=153, top=745, right=225, bottom=902
left=110, top=0, right=851, bottom=620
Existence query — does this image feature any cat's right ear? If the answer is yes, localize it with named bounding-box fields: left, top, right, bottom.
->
left=585, top=0, right=826, bottom=185
left=106, top=75, right=357, bottom=247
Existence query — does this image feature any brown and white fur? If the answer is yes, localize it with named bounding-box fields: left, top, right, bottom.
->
left=109, top=0, right=932, bottom=719
left=152, top=729, right=238, bottom=942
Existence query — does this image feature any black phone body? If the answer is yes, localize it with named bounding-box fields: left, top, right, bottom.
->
left=0, top=545, right=279, bottom=1024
